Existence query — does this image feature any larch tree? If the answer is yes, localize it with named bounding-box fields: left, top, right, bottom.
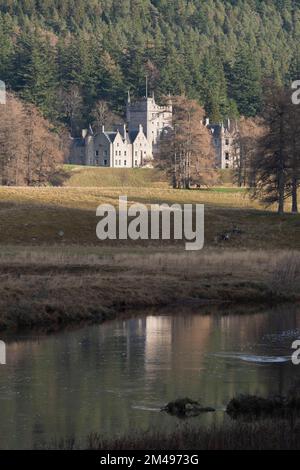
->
left=233, top=116, right=266, bottom=187
left=286, top=94, right=300, bottom=213
left=156, top=96, right=216, bottom=189
left=250, top=84, right=290, bottom=214
left=0, top=93, right=63, bottom=186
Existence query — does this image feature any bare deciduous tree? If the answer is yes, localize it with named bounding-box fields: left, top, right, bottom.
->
left=60, top=85, right=83, bottom=136
left=156, top=96, right=216, bottom=189
left=91, top=100, right=121, bottom=133
left=0, top=93, right=63, bottom=186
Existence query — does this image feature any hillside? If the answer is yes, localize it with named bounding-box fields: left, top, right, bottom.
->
left=0, top=0, right=300, bottom=129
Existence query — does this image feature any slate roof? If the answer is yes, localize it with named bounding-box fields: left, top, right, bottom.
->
left=128, top=130, right=139, bottom=143
left=207, top=124, right=222, bottom=137
left=103, top=132, right=117, bottom=143
left=72, top=138, right=85, bottom=147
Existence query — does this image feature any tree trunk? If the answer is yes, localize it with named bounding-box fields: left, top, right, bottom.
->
left=277, top=112, right=285, bottom=215
left=292, top=176, right=298, bottom=214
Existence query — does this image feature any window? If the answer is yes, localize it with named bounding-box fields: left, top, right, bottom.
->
left=225, top=152, right=230, bottom=160
left=124, top=151, right=127, bottom=156
left=95, top=150, right=99, bottom=156
left=115, top=160, right=118, bottom=166
left=119, top=151, right=121, bottom=156
left=124, top=160, right=127, bottom=166
left=119, top=160, right=121, bottom=165
left=117, top=143, right=119, bottom=147
left=225, top=163, right=229, bottom=169
left=104, top=159, right=107, bottom=166
left=135, top=151, right=138, bottom=156
left=225, top=139, right=229, bottom=145
left=135, top=160, right=138, bottom=166
left=115, top=150, right=118, bottom=156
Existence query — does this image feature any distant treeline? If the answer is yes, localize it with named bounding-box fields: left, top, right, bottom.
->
left=0, top=0, right=300, bottom=132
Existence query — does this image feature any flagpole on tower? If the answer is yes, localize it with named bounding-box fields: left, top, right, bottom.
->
left=145, top=75, right=148, bottom=99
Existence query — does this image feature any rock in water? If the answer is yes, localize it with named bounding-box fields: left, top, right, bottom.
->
left=161, top=398, right=215, bottom=417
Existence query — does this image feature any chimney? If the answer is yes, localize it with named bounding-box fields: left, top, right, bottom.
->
left=102, top=125, right=105, bottom=133
left=139, top=124, right=143, bottom=133
left=205, top=117, right=210, bottom=127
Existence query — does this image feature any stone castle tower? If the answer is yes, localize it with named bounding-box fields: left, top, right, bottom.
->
left=126, top=92, right=173, bottom=155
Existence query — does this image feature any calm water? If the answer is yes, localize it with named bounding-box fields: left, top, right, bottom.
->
left=0, top=306, right=300, bottom=449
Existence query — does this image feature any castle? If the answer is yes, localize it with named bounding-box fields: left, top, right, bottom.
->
left=207, top=118, right=239, bottom=169
left=70, top=94, right=238, bottom=170
left=70, top=93, right=172, bottom=168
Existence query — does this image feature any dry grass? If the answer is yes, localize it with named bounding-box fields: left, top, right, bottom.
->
left=0, top=247, right=298, bottom=331
left=62, top=165, right=170, bottom=188
left=0, top=185, right=256, bottom=210
left=269, top=252, right=300, bottom=294
left=49, top=419, right=300, bottom=450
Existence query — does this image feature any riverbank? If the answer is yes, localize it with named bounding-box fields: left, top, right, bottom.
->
left=0, top=247, right=299, bottom=331
left=49, top=419, right=300, bottom=450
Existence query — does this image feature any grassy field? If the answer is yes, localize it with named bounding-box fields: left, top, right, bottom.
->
left=0, top=183, right=299, bottom=249
left=0, top=163, right=299, bottom=250
left=61, top=165, right=170, bottom=188
left=0, top=166, right=299, bottom=330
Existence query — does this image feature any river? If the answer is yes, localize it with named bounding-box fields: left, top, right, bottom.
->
left=0, top=305, right=299, bottom=449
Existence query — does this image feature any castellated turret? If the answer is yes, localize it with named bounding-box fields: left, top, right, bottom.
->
left=126, top=92, right=173, bottom=156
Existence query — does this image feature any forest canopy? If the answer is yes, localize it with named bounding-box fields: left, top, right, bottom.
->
left=0, top=0, right=300, bottom=132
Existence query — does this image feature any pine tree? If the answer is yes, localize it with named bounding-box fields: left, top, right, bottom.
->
left=227, top=48, right=262, bottom=117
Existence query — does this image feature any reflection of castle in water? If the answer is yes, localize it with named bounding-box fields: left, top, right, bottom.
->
left=144, top=315, right=212, bottom=377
